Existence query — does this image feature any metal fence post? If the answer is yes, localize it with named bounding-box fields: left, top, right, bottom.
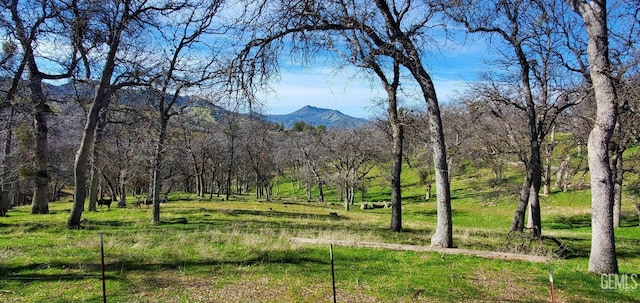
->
left=100, top=232, right=107, bottom=303
left=330, top=244, right=336, bottom=303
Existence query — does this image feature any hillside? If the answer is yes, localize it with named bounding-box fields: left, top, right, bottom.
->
left=38, top=82, right=366, bottom=129
left=265, top=105, right=368, bottom=129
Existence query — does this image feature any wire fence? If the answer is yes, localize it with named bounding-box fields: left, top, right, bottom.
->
left=3, top=233, right=636, bottom=303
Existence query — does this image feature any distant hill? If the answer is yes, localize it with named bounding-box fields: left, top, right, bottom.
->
left=265, top=105, right=368, bottom=129
left=19, top=81, right=367, bottom=129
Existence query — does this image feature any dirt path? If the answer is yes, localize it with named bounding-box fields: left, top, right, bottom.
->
left=291, top=237, right=549, bottom=263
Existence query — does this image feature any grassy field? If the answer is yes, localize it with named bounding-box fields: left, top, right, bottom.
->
left=1, top=167, right=640, bottom=302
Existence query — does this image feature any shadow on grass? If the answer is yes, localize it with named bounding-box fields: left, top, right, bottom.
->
left=620, top=211, right=640, bottom=227
left=412, top=209, right=465, bottom=217
left=548, top=213, right=591, bottom=229
left=548, top=211, right=639, bottom=230
left=166, top=208, right=348, bottom=223
left=0, top=260, right=114, bottom=282
left=544, top=233, right=640, bottom=260
left=0, top=248, right=327, bottom=282
left=221, top=209, right=346, bottom=221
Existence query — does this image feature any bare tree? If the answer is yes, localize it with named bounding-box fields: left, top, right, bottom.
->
left=443, top=0, right=582, bottom=238
left=5, top=0, right=81, bottom=215
left=0, top=40, right=24, bottom=216
left=68, top=0, right=182, bottom=228
left=290, top=127, right=329, bottom=202
left=564, top=0, right=619, bottom=274
left=146, top=0, right=226, bottom=224
left=87, top=109, right=107, bottom=211
left=324, top=126, right=384, bottom=210
left=231, top=0, right=453, bottom=246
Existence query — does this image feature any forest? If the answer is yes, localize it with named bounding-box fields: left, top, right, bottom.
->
left=1, top=0, right=639, bottom=286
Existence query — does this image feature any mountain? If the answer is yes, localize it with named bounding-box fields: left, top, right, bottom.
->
left=18, top=81, right=367, bottom=129
left=265, top=105, right=368, bottom=129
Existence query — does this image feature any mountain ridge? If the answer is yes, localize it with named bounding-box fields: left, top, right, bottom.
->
left=265, top=105, right=367, bottom=129
left=10, top=80, right=368, bottom=129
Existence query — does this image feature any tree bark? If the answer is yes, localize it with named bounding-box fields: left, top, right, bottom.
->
left=68, top=96, right=107, bottom=228
left=10, top=0, right=51, bottom=215
left=1, top=108, right=14, bottom=217
left=543, top=125, right=556, bottom=196
left=225, top=135, right=235, bottom=201
left=566, top=0, right=619, bottom=274
left=152, top=117, right=167, bottom=225
left=611, top=144, right=623, bottom=228
left=29, top=79, right=50, bottom=215
left=555, top=156, right=570, bottom=191
left=398, top=60, right=452, bottom=246
left=343, top=180, right=350, bottom=211
left=317, top=181, right=324, bottom=202
left=429, top=110, right=453, bottom=248
left=389, top=121, right=403, bottom=231
left=635, top=200, right=640, bottom=227
left=88, top=114, right=106, bottom=212
left=118, top=169, right=127, bottom=208
left=88, top=168, right=100, bottom=212
left=610, top=119, right=624, bottom=229
left=528, top=143, right=543, bottom=239
left=511, top=173, right=532, bottom=232
left=388, top=80, right=403, bottom=232
left=399, top=60, right=451, bottom=247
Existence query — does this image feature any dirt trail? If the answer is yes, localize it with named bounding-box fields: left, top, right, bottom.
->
left=291, top=237, right=549, bottom=263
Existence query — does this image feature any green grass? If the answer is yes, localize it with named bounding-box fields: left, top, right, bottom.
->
left=1, top=184, right=639, bottom=302
left=1, top=161, right=639, bottom=302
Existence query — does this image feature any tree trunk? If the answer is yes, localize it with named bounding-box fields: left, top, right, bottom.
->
left=526, top=200, right=532, bottom=229
left=425, top=183, right=431, bottom=200
left=151, top=118, right=167, bottom=225
left=89, top=169, right=100, bottom=212
left=225, top=138, right=234, bottom=201
left=29, top=79, right=50, bottom=215
left=587, top=101, right=618, bottom=274
left=0, top=109, right=14, bottom=217
left=555, top=156, right=570, bottom=191
left=68, top=90, right=110, bottom=228
left=567, top=0, right=619, bottom=274
left=528, top=144, right=543, bottom=239
left=611, top=146, right=623, bottom=228
left=88, top=114, right=106, bottom=212
left=317, top=181, right=324, bottom=202
left=102, top=172, right=117, bottom=202
left=511, top=173, right=532, bottom=232
left=429, top=104, right=453, bottom=248
left=610, top=120, right=623, bottom=229
left=343, top=180, right=350, bottom=211
left=118, top=170, right=127, bottom=208
left=11, top=3, right=50, bottom=215
left=389, top=110, right=403, bottom=232
left=395, top=37, right=452, bottom=247
left=543, top=125, right=556, bottom=195
left=635, top=200, right=640, bottom=227
left=256, top=174, right=260, bottom=199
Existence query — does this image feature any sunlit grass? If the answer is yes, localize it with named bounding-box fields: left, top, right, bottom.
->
left=1, top=163, right=640, bottom=302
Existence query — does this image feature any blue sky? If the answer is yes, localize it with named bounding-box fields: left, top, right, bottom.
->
left=260, top=37, right=491, bottom=119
